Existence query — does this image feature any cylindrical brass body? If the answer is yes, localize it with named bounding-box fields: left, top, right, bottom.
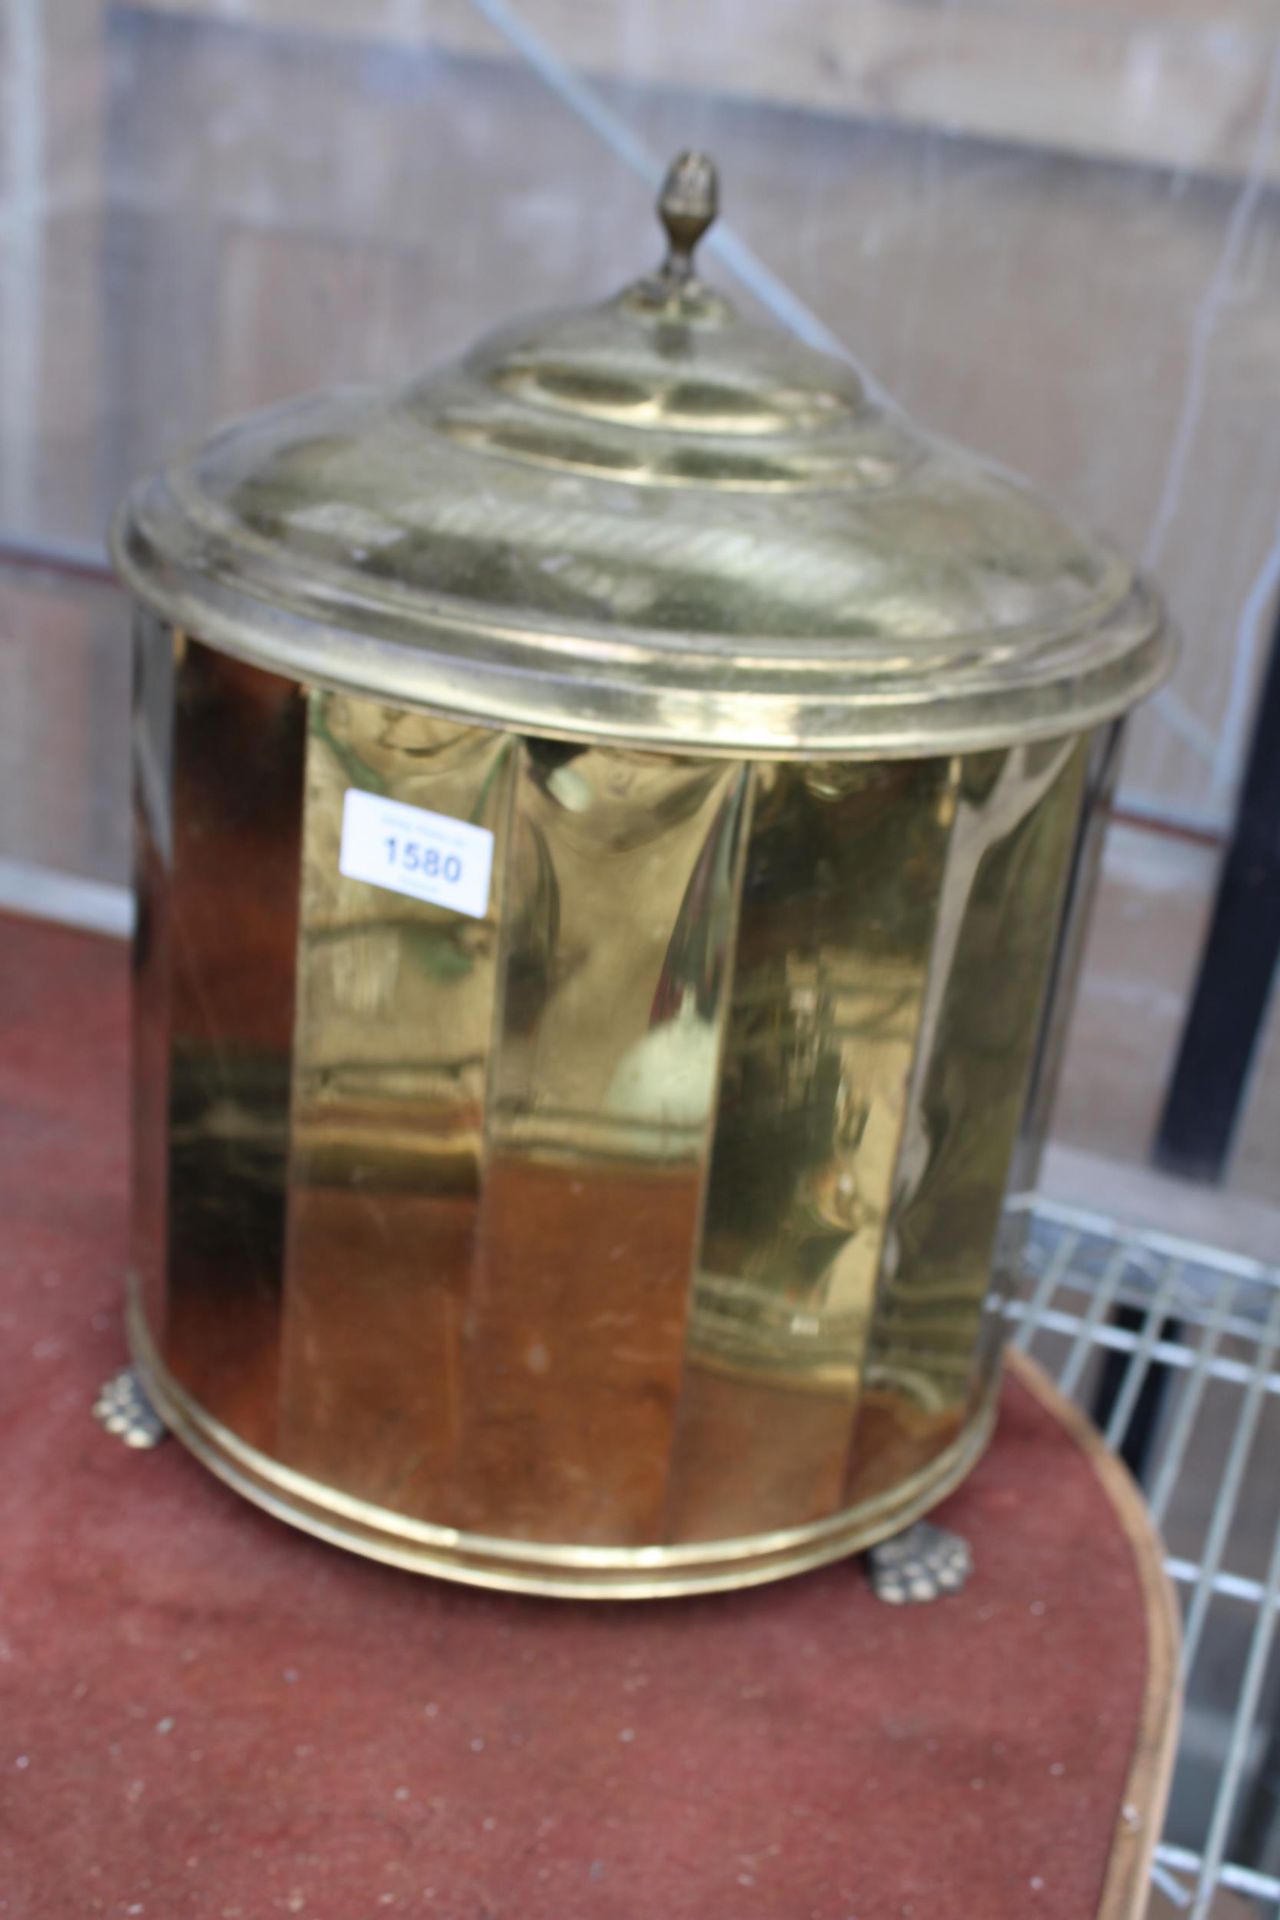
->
left=130, top=619, right=1095, bottom=1596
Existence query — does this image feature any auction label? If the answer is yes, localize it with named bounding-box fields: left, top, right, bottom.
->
left=338, top=788, right=494, bottom=919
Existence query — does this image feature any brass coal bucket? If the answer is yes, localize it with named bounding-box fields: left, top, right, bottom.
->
left=113, top=155, right=1171, bottom=1596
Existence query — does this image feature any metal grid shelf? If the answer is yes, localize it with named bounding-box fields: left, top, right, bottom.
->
left=1015, top=1199, right=1280, bottom=1917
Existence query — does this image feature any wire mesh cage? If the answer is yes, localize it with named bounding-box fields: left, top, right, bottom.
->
left=1015, top=1202, right=1280, bottom=1916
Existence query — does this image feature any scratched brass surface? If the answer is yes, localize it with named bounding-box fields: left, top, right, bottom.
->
left=131, top=630, right=1103, bottom=1591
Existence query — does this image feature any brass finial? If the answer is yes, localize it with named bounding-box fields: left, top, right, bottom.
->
left=657, top=151, right=718, bottom=284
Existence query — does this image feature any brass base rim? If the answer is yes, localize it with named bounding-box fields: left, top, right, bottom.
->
left=128, top=1297, right=999, bottom=1599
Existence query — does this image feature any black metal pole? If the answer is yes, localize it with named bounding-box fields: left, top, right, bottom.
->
left=1155, top=604, right=1280, bottom=1182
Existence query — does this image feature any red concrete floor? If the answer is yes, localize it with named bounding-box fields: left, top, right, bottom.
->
left=0, top=916, right=1165, bottom=1918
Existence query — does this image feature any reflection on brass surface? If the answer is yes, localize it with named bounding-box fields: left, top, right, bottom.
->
left=454, top=746, right=750, bottom=1543
left=128, top=1276, right=1001, bottom=1597
left=1012, top=720, right=1124, bottom=1200
left=278, top=698, right=514, bottom=1509
left=132, top=649, right=1100, bottom=1589
left=131, top=613, right=173, bottom=1344
left=847, top=738, right=1088, bottom=1503
left=989, top=724, right=1122, bottom=1381
left=667, top=758, right=955, bottom=1539
left=153, top=638, right=304, bottom=1451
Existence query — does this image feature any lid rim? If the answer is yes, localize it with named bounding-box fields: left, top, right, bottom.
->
left=131, top=462, right=1143, bottom=669
left=113, top=489, right=1173, bottom=759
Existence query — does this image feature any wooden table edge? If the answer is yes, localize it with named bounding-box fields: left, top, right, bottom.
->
left=1005, top=1348, right=1182, bottom=1920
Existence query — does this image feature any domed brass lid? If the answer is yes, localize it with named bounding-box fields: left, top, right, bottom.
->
left=113, top=152, right=1170, bottom=757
